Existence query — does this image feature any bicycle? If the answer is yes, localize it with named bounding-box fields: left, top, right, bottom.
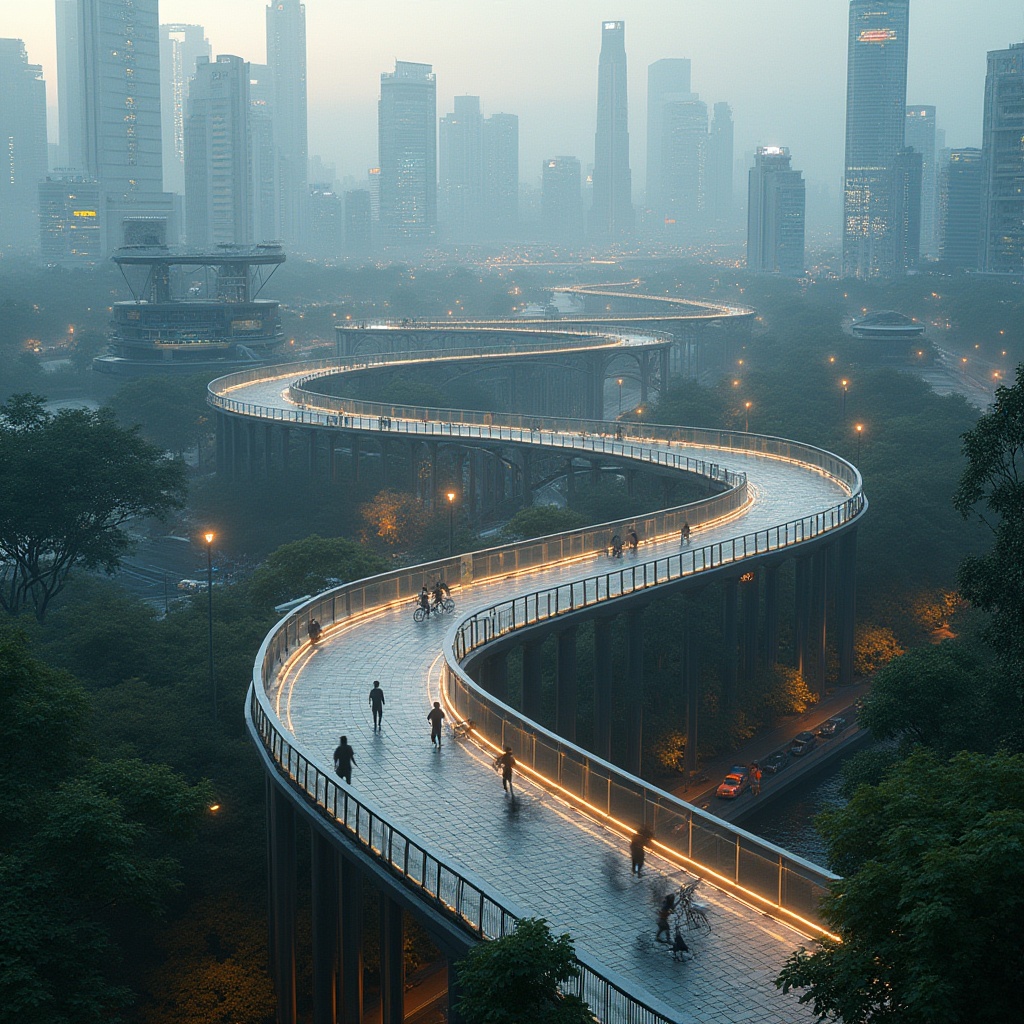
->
left=412, top=596, right=455, bottom=622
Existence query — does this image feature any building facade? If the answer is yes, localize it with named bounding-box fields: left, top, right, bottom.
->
left=542, top=156, right=583, bottom=243
left=843, top=0, right=911, bottom=279
left=658, top=97, right=707, bottom=238
left=38, top=174, right=102, bottom=263
left=482, top=112, right=518, bottom=238
left=646, top=58, right=691, bottom=225
left=939, top=148, right=982, bottom=269
left=707, top=102, right=734, bottom=226
left=590, top=21, right=633, bottom=237
left=55, top=0, right=84, bottom=171
left=905, top=105, right=937, bottom=257
left=0, top=38, right=47, bottom=254
left=747, top=146, right=805, bottom=277
left=266, top=0, right=308, bottom=247
left=439, top=96, right=484, bottom=241
left=159, top=24, right=210, bottom=197
left=378, top=61, right=436, bottom=246
left=980, top=42, right=1024, bottom=275
left=184, top=55, right=251, bottom=247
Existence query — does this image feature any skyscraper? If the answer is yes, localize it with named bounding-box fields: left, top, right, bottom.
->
left=905, top=105, right=937, bottom=257
left=160, top=24, right=211, bottom=196
left=266, top=0, right=308, bottom=247
left=378, top=61, right=436, bottom=246
left=658, top=97, right=707, bottom=236
left=482, top=112, right=518, bottom=238
left=0, top=39, right=47, bottom=253
left=184, top=55, right=251, bottom=246
left=542, top=157, right=583, bottom=243
left=38, top=174, right=102, bottom=263
left=249, top=64, right=278, bottom=243
left=939, top=148, right=982, bottom=269
left=707, top=102, right=734, bottom=226
left=747, top=147, right=805, bottom=277
left=843, top=0, right=911, bottom=279
left=646, top=58, right=690, bottom=220
left=439, top=96, right=484, bottom=240
left=893, top=146, right=922, bottom=273
left=55, top=0, right=83, bottom=171
left=590, top=21, right=633, bottom=237
left=980, top=42, right=1024, bottom=275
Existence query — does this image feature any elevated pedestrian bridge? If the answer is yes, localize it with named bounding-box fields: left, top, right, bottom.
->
left=213, top=333, right=863, bottom=1024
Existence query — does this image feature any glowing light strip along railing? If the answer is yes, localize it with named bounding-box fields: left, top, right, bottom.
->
left=247, top=691, right=677, bottom=1024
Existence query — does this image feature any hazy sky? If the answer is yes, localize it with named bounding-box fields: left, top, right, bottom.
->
left=4, top=0, right=1022, bottom=192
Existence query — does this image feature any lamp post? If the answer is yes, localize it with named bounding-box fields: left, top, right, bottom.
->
left=446, top=491, right=456, bottom=557
left=204, top=531, right=216, bottom=722
left=617, top=378, right=623, bottom=415
left=855, top=423, right=864, bottom=462
left=840, top=379, right=848, bottom=419
left=744, top=400, right=752, bottom=433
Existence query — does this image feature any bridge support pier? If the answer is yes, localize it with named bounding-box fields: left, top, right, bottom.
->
left=555, top=627, right=578, bottom=742
left=742, top=572, right=759, bottom=677
left=280, top=425, right=290, bottom=476
left=836, top=530, right=858, bottom=686
left=481, top=651, right=509, bottom=703
left=379, top=895, right=405, bottom=1024
left=307, top=429, right=318, bottom=478
left=268, top=781, right=298, bottom=1024
left=811, top=548, right=829, bottom=697
left=682, top=595, right=702, bottom=774
left=340, top=857, right=364, bottom=1024
left=593, top=617, right=614, bottom=761
left=626, top=609, right=645, bottom=776
left=264, top=423, right=274, bottom=479
left=722, top=578, right=739, bottom=708
left=794, top=555, right=812, bottom=677
left=310, top=831, right=340, bottom=1024
left=522, top=639, right=544, bottom=722
left=764, top=564, right=780, bottom=665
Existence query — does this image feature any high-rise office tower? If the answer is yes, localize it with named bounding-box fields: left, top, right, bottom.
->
left=747, top=146, right=805, bottom=277
left=55, top=0, right=84, bottom=171
left=308, top=183, right=342, bottom=258
left=980, top=42, right=1024, bottom=275
left=0, top=39, right=47, bottom=253
left=647, top=58, right=691, bottom=219
left=483, top=112, right=518, bottom=238
left=893, top=146, right=922, bottom=272
left=542, top=157, right=583, bottom=243
left=590, top=21, right=633, bottom=237
left=905, top=106, right=937, bottom=257
left=184, top=55, right=251, bottom=246
left=344, top=189, right=372, bottom=254
left=439, top=95, right=484, bottom=240
left=939, top=149, right=981, bottom=269
left=160, top=24, right=210, bottom=196
left=658, top=97, right=708, bottom=236
left=71, top=0, right=176, bottom=250
left=266, top=0, right=308, bottom=247
left=378, top=61, right=436, bottom=246
left=38, top=174, right=102, bottom=262
left=843, top=0, right=911, bottom=279
left=249, top=64, right=278, bottom=243
left=707, top=102, right=734, bottom=225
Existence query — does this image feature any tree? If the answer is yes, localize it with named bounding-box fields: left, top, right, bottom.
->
left=777, top=749, right=1024, bottom=1024
left=0, top=395, right=187, bottom=621
left=954, top=363, right=1024, bottom=679
left=500, top=506, right=586, bottom=542
left=455, top=918, right=594, bottom=1024
left=105, top=376, right=211, bottom=457
left=360, top=489, right=430, bottom=550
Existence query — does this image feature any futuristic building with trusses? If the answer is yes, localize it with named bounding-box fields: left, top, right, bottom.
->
left=93, top=243, right=286, bottom=377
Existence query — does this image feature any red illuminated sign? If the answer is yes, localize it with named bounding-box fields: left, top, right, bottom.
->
left=858, top=28, right=897, bottom=43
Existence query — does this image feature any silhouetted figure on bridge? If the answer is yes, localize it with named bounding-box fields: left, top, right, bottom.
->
left=369, top=680, right=385, bottom=731
left=610, top=533, right=623, bottom=558
left=427, top=701, right=445, bottom=747
left=630, top=825, right=652, bottom=876
left=680, top=521, right=691, bottom=546
left=333, top=735, right=356, bottom=784
left=494, top=745, right=516, bottom=797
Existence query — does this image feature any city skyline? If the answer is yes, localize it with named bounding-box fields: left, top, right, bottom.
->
left=4, top=0, right=1022, bottom=192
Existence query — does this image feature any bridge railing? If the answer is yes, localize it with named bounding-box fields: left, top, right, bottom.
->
left=337, top=320, right=677, bottom=345
left=247, top=688, right=678, bottom=1024
left=441, top=492, right=862, bottom=931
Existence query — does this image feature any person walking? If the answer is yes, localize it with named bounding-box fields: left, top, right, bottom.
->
left=494, top=745, right=516, bottom=797
left=680, top=520, right=691, bottom=546
left=427, top=701, right=445, bottom=747
left=369, top=680, right=385, bottom=731
left=656, top=893, right=676, bottom=943
left=629, top=828, right=648, bottom=876
left=333, top=735, right=356, bottom=784
left=750, top=763, right=762, bottom=796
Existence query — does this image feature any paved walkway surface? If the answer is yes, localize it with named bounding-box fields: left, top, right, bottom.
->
left=257, top=447, right=847, bottom=1023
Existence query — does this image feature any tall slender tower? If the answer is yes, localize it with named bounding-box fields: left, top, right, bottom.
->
left=707, top=102, right=734, bottom=225
left=249, top=64, right=278, bottom=244
left=590, top=21, right=633, bottom=237
left=980, top=42, right=1024, bottom=275
left=55, top=0, right=84, bottom=170
left=747, top=147, right=805, bottom=277
left=842, top=0, right=911, bottom=279
left=378, top=61, right=436, bottom=246
left=266, top=0, right=307, bottom=247
left=0, top=39, right=47, bottom=252
left=904, top=106, right=936, bottom=257
left=160, top=24, right=210, bottom=196
left=483, top=112, right=519, bottom=238
left=646, top=58, right=690, bottom=219
left=439, top=96, right=484, bottom=240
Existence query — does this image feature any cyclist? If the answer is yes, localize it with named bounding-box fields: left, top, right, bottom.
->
left=418, top=585, right=431, bottom=617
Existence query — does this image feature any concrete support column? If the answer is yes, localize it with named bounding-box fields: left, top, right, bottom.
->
left=521, top=639, right=544, bottom=722
left=230, top=417, right=243, bottom=481
left=742, top=573, right=759, bottom=678
left=428, top=440, right=439, bottom=509
left=280, top=425, right=291, bottom=475
left=835, top=530, right=858, bottom=686
left=268, top=785, right=298, bottom=1024
left=589, top=458, right=601, bottom=488
left=264, top=423, right=274, bottom=479
left=379, top=895, right=405, bottom=1024
left=310, top=831, right=340, bottom=1024
left=794, top=556, right=811, bottom=676
left=659, top=347, right=670, bottom=394
left=339, top=857, right=364, bottom=1024
left=521, top=449, right=534, bottom=508
left=722, top=578, right=739, bottom=708
left=555, top=627, right=578, bottom=742
left=640, top=350, right=650, bottom=406
left=764, top=564, right=780, bottom=666
left=306, top=428, right=317, bottom=479
left=215, top=412, right=226, bottom=475
left=481, top=651, right=509, bottom=704
left=565, top=460, right=576, bottom=502
left=682, top=595, right=701, bottom=773
left=626, top=467, right=637, bottom=499
left=626, top=608, right=645, bottom=776
left=593, top=617, right=614, bottom=761
left=447, top=956, right=464, bottom=1024
left=811, top=548, right=829, bottom=697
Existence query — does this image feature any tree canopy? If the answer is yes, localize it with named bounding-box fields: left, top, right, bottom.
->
left=777, top=749, right=1024, bottom=1024
left=0, top=394, right=187, bottom=621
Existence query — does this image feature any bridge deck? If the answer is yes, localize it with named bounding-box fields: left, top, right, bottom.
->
left=235, top=378, right=845, bottom=1021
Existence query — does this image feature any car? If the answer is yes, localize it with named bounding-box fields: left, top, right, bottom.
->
left=817, top=716, right=846, bottom=738
left=761, top=751, right=788, bottom=774
left=716, top=766, right=750, bottom=799
left=790, top=731, right=818, bottom=756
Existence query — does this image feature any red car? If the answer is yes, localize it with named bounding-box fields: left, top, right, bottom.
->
left=716, top=767, right=750, bottom=799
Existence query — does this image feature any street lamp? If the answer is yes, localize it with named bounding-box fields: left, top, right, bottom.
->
left=617, top=378, right=623, bottom=414
left=840, top=379, right=848, bottom=419
left=744, top=400, right=752, bottom=433
left=204, top=531, right=216, bottom=722
left=855, top=423, right=864, bottom=462
left=446, top=491, right=456, bottom=557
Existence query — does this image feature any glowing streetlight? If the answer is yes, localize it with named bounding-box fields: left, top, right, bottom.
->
left=855, top=423, right=864, bottom=461
left=744, top=400, right=752, bottom=433
left=204, top=531, right=216, bottom=722
left=446, top=491, right=456, bottom=557
left=617, top=378, right=623, bottom=414
left=840, top=379, right=849, bottom=419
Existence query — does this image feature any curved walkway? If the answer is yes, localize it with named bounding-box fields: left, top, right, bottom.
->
left=217, top=351, right=856, bottom=1023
